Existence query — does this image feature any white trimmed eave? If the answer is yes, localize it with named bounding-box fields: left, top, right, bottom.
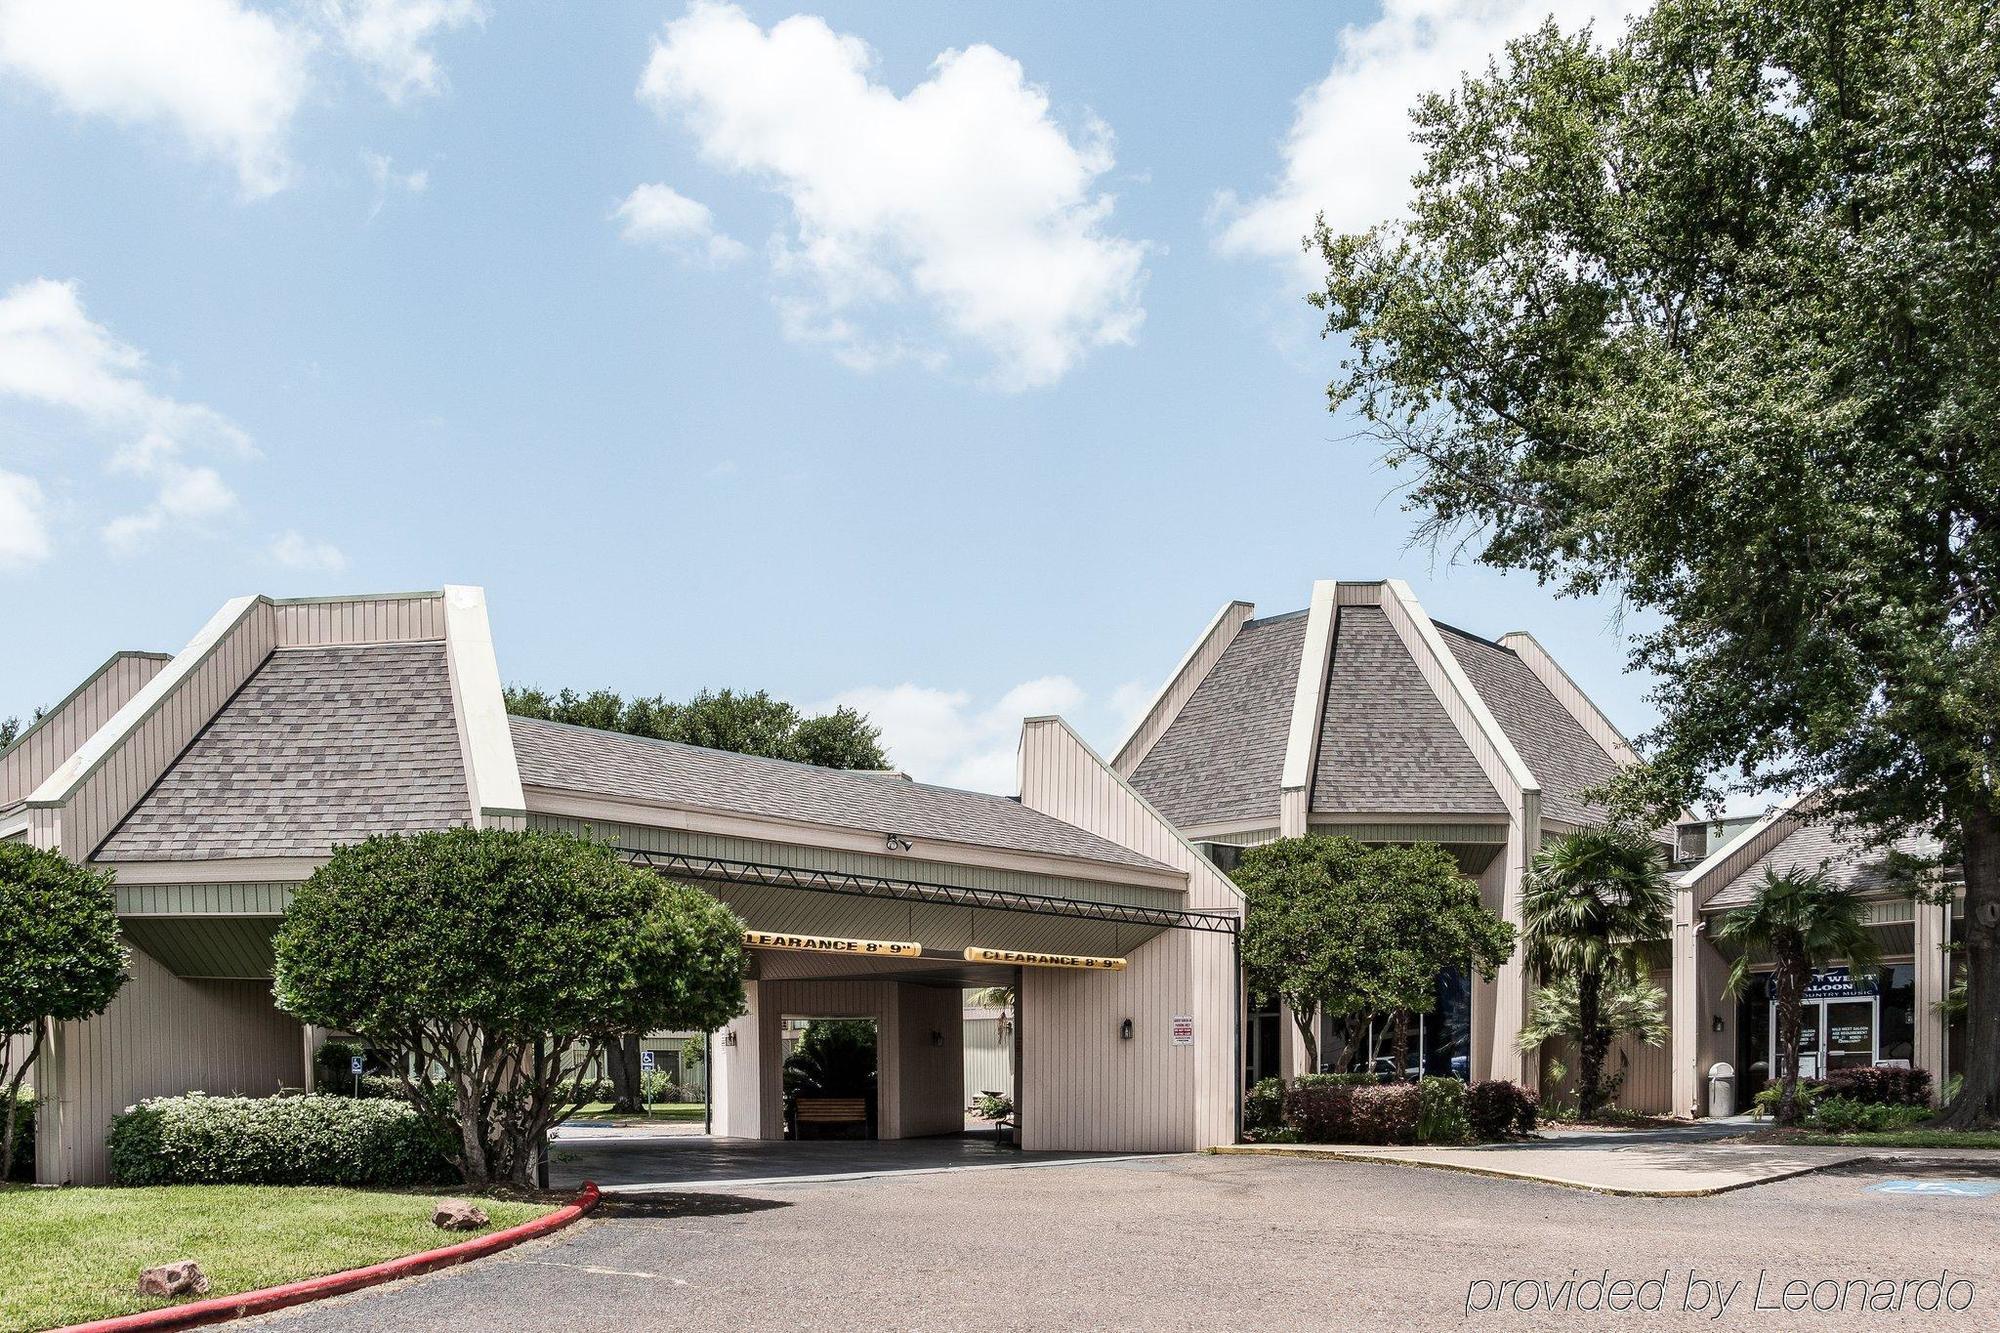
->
left=0, top=803, right=29, bottom=839
left=96, top=855, right=322, bottom=885
left=442, top=585, right=528, bottom=825
left=26, top=595, right=263, bottom=810
left=521, top=784, right=1191, bottom=894
left=1381, top=579, right=1540, bottom=808
left=1676, top=796, right=1805, bottom=895
left=1110, top=598, right=1255, bottom=777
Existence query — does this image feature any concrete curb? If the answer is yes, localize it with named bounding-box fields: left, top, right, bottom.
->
left=1209, top=1145, right=1872, bottom=1197
left=56, top=1182, right=602, bottom=1333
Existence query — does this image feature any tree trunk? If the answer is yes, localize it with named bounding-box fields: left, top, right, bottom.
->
left=1292, top=1003, right=1319, bottom=1074
left=1942, top=803, right=2000, bottom=1128
left=1576, top=970, right=1607, bottom=1119
left=0, top=1027, right=37, bottom=1184
left=607, top=1033, right=643, bottom=1114
left=1774, top=942, right=1806, bottom=1128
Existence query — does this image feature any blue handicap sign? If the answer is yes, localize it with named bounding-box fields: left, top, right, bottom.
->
left=350, top=1055, right=364, bottom=1075
left=1867, top=1179, right=2000, bottom=1197
left=640, top=1050, right=656, bottom=1072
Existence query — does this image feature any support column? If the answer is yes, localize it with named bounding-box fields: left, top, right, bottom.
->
left=33, top=1017, right=67, bottom=1185
left=1670, top=889, right=1701, bottom=1117
left=1915, top=898, right=1950, bottom=1095
left=711, top=980, right=763, bottom=1139
left=1486, top=806, right=1535, bottom=1086
left=301, top=1024, right=327, bottom=1093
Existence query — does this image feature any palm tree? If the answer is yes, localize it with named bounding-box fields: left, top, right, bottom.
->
left=1714, top=867, right=1881, bottom=1127
left=1520, top=826, right=1673, bottom=1118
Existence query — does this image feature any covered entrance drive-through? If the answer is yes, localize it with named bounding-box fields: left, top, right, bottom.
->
left=620, top=844, right=1234, bottom=1156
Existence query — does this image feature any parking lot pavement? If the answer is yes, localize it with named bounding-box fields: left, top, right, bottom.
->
left=247, top=1152, right=2000, bottom=1331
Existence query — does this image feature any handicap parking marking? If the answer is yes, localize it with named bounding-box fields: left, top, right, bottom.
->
left=1866, top=1179, right=2000, bottom=1197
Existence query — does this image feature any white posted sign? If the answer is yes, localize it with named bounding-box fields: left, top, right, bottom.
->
left=1171, top=1015, right=1195, bottom=1046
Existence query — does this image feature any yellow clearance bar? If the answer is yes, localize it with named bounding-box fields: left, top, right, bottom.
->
left=962, top=947, right=1127, bottom=971
left=742, top=930, right=922, bottom=958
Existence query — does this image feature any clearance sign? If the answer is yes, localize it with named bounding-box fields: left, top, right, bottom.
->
left=962, top=947, right=1127, bottom=972
left=742, top=931, right=922, bottom=958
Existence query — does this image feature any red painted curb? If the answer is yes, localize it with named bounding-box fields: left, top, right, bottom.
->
left=57, top=1182, right=602, bottom=1333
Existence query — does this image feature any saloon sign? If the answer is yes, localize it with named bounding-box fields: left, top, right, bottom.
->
left=742, top=931, right=922, bottom=958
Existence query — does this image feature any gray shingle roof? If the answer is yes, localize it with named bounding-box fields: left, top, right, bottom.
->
left=1436, top=625, right=1622, bottom=827
left=509, top=715, right=1173, bottom=874
left=1127, top=613, right=1305, bottom=828
left=1312, top=607, right=1505, bottom=816
left=96, top=643, right=471, bottom=861
left=1706, top=820, right=1942, bottom=910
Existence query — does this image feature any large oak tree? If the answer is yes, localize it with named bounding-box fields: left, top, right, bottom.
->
left=1311, top=0, right=2000, bottom=1124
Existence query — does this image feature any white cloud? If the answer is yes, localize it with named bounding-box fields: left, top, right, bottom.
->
left=815, top=675, right=1086, bottom=794
left=325, top=0, right=485, bottom=103
left=268, top=529, right=349, bottom=572
left=613, top=182, right=748, bottom=264
left=636, top=1, right=1148, bottom=389
left=0, top=0, right=311, bottom=198
left=0, top=470, right=51, bottom=571
left=363, top=148, right=429, bottom=219
left=1214, top=0, right=1630, bottom=270
left=0, top=277, right=253, bottom=555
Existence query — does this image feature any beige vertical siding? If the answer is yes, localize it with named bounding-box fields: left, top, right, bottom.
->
left=1111, top=601, right=1255, bottom=777
left=1016, top=717, right=1241, bottom=1151
left=895, top=985, right=965, bottom=1138
left=42, top=940, right=302, bottom=1184
left=270, top=593, right=446, bottom=647
left=0, top=653, right=169, bottom=808
left=962, top=1012, right=1013, bottom=1107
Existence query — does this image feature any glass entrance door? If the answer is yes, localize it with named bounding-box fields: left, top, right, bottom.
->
left=1770, top=997, right=1878, bottom=1080
left=1824, top=1000, right=1879, bottom=1073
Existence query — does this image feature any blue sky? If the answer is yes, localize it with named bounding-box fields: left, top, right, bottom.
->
left=0, top=0, right=1653, bottom=792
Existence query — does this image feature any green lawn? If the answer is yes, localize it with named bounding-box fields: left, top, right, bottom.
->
left=1764, top=1128, right=2000, bottom=1149
left=571, top=1100, right=706, bottom=1124
left=0, top=1184, right=551, bottom=1332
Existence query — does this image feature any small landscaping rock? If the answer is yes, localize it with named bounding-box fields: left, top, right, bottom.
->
left=431, top=1199, right=491, bottom=1231
left=138, top=1259, right=210, bottom=1298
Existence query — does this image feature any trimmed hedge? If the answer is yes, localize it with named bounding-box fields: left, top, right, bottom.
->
left=1466, top=1080, right=1538, bottom=1139
left=108, top=1093, right=457, bottom=1187
left=1826, top=1064, right=1932, bottom=1107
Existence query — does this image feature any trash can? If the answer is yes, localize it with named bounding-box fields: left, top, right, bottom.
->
left=1707, top=1062, right=1736, bottom=1118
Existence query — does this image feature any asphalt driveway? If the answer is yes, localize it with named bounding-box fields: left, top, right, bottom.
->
left=247, top=1150, right=2000, bottom=1330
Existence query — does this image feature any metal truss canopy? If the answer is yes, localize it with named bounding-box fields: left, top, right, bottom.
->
left=619, top=847, right=1238, bottom=935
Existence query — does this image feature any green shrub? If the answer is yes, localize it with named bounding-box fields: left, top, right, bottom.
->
left=6, top=1091, right=31, bottom=1179
left=1244, top=1077, right=1286, bottom=1140
left=1752, top=1078, right=1826, bottom=1119
left=1416, top=1077, right=1470, bottom=1145
left=1467, top=1081, right=1538, bottom=1140
left=107, top=1093, right=457, bottom=1187
left=639, top=1072, right=686, bottom=1104
left=1807, top=1096, right=1934, bottom=1134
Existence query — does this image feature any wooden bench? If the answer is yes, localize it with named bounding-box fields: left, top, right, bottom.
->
left=792, top=1097, right=870, bottom=1140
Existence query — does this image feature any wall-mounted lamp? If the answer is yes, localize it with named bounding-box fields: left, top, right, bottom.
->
left=1711, top=1015, right=1726, bottom=1033
left=721, top=1030, right=738, bottom=1047
left=930, top=1029, right=944, bottom=1048
left=1119, top=1019, right=1134, bottom=1041
left=885, top=833, right=913, bottom=852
